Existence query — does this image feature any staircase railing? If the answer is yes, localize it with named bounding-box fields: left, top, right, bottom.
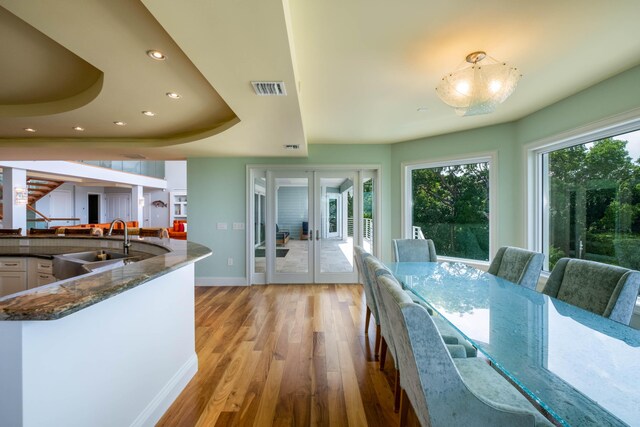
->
left=26, top=205, right=79, bottom=227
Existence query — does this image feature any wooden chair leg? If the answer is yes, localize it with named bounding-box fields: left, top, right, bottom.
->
left=364, top=306, right=371, bottom=334
left=394, top=369, right=401, bottom=412
left=379, top=337, right=388, bottom=370
left=374, top=325, right=381, bottom=360
left=399, top=389, right=409, bottom=427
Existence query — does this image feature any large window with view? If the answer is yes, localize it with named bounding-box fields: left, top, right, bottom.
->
left=540, top=128, right=640, bottom=271
left=407, top=157, right=492, bottom=261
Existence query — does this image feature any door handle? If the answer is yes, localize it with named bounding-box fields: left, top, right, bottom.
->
left=316, top=229, right=320, bottom=241
left=309, top=230, right=313, bottom=240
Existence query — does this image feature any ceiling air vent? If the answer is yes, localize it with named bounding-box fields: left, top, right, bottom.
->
left=252, top=81, right=287, bottom=96
left=283, top=144, right=300, bottom=150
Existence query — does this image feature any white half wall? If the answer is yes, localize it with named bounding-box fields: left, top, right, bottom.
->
left=0, top=264, right=197, bottom=427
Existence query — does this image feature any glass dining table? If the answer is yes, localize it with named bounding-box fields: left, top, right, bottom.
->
left=388, top=261, right=640, bottom=427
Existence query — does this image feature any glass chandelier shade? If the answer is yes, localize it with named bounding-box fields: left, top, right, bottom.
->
left=436, top=51, right=521, bottom=116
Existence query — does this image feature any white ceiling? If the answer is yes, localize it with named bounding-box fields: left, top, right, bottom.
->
left=0, top=0, right=639, bottom=160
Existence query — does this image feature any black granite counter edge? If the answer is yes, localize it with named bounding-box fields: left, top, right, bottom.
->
left=0, top=239, right=211, bottom=321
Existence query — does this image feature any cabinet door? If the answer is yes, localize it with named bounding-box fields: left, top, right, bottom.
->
left=0, top=258, right=27, bottom=271
left=35, top=259, right=53, bottom=274
left=35, top=273, right=56, bottom=287
left=0, top=272, right=27, bottom=298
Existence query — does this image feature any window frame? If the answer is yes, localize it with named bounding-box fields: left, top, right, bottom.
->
left=402, top=152, right=497, bottom=266
left=526, top=111, right=640, bottom=272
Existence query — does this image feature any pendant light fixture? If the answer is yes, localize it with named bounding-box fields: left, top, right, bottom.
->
left=436, top=51, right=521, bottom=116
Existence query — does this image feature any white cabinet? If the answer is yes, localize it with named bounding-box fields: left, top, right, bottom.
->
left=0, top=258, right=27, bottom=298
left=0, top=257, right=57, bottom=297
left=28, top=258, right=56, bottom=289
left=35, top=273, right=56, bottom=287
left=169, top=191, right=187, bottom=223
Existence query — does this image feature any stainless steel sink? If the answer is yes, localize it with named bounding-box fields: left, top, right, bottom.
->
left=53, top=250, right=136, bottom=280
left=58, top=250, right=130, bottom=262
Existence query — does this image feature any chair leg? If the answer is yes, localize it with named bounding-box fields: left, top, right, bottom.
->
left=364, top=306, right=371, bottom=334
left=374, top=325, right=381, bottom=360
left=394, top=369, right=401, bottom=412
left=399, top=389, right=409, bottom=427
left=379, top=337, right=388, bottom=370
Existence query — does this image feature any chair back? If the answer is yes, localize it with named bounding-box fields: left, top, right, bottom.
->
left=488, top=246, right=543, bottom=290
left=0, top=228, right=22, bottom=236
left=377, top=275, right=537, bottom=426
left=139, top=228, right=164, bottom=238
left=543, top=258, right=640, bottom=325
left=354, top=246, right=378, bottom=322
left=61, top=228, right=94, bottom=235
left=29, top=228, right=57, bottom=235
left=393, top=239, right=437, bottom=262
left=364, top=255, right=397, bottom=360
left=302, top=221, right=309, bottom=233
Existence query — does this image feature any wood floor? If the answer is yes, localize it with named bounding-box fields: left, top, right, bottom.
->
left=157, top=284, right=421, bottom=426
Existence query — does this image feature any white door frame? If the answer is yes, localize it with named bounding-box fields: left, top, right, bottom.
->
left=247, top=164, right=382, bottom=285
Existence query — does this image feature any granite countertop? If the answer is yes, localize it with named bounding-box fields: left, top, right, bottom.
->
left=0, top=237, right=211, bottom=321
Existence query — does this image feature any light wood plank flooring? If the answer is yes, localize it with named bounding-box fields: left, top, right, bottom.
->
left=157, top=284, right=420, bottom=426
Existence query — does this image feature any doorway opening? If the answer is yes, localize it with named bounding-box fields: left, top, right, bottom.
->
left=248, top=167, right=379, bottom=284
left=88, top=194, right=100, bottom=224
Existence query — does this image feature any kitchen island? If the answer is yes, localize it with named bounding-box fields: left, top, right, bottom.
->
left=0, top=236, right=211, bottom=427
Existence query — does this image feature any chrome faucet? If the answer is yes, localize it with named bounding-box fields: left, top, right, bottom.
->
left=107, top=218, right=130, bottom=255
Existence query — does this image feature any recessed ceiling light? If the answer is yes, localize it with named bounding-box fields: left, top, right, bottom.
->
left=417, top=107, right=429, bottom=112
left=72, top=126, right=85, bottom=131
left=142, top=111, right=156, bottom=117
left=24, top=128, right=37, bottom=132
left=146, top=50, right=166, bottom=61
left=113, top=121, right=127, bottom=126
left=166, top=92, right=181, bottom=99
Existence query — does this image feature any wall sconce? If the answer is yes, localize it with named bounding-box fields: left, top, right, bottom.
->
left=138, top=198, right=145, bottom=207
left=436, top=51, right=522, bottom=116
left=14, top=187, right=28, bottom=205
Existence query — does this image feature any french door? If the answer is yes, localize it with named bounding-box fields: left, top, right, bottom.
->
left=253, top=169, right=370, bottom=284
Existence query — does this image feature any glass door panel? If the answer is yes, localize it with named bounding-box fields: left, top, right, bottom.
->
left=267, top=171, right=313, bottom=283
left=253, top=175, right=267, bottom=275
left=315, top=172, right=358, bottom=282
left=362, top=174, right=375, bottom=254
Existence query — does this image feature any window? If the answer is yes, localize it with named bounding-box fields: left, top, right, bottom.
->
left=405, top=156, right=493, bottom=261
left=538, top=128, right=640, bottom=271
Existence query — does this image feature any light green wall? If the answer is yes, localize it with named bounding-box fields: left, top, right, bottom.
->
left=516, top=65, right=640, bottom=146
left=188, top=144, right=391, bottom=279
left=189, top=64, right=640, bottom=280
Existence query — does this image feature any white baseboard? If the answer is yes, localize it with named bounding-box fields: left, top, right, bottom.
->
left=131, top=353, right=198, bottom=427
left=196, top=276, right=249, bottom=286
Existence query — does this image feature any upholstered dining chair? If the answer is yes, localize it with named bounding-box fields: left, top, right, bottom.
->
left=542, top=258, right=640, bottom=325
left=377, top=274, right=552, bottom=427
left=364, top=255, right=475, bottom=412
left=364, top=256, right=397, bottom=370
left=392, top=239, right=437, bottom=262
left=354, top=245, right=381, bottom=359
left=488, top=246, right=544, bottom=290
